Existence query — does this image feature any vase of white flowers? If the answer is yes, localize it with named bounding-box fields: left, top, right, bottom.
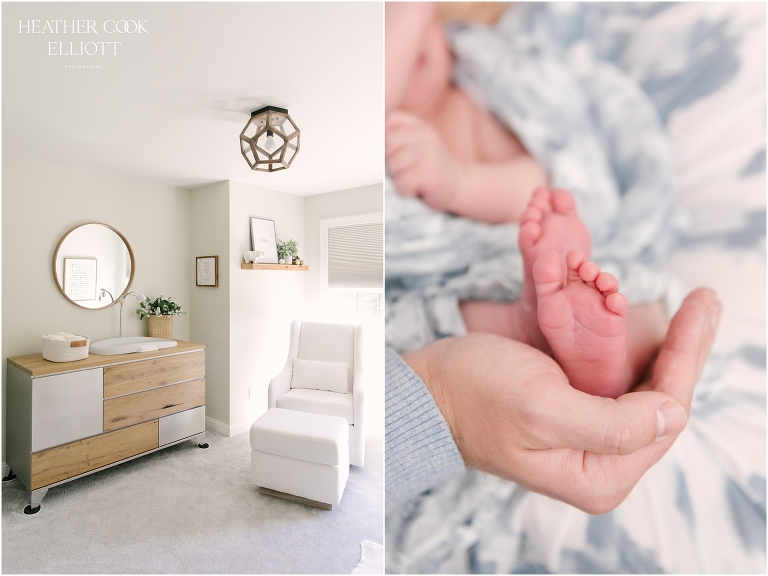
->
left=137, top=295, right=185, bottom=339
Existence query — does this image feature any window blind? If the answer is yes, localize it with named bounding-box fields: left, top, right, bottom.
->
left=327, top=221, right=383, bottom=289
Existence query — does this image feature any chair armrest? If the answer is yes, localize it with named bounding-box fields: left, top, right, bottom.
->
left=268, top=360, right=293, bottom=409
left=352, top=370, right=364, bottom=427
left=351, top=370, right=365, bottom=466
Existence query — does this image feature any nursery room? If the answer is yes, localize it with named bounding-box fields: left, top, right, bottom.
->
left=2, top=2, right=383, bottom=574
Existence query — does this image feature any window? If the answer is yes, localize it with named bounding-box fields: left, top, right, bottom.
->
left=320, top=213, right=383, bottom=320
left=326, top=290, right=384, bottom=319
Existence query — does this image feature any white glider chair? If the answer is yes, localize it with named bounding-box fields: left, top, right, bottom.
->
left=268, top=321, right=365, bottom=467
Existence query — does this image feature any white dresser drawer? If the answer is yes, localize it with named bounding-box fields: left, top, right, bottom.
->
left=158, top=406, right=205, bottom=446
left=31, top=368, right=103, bottom=452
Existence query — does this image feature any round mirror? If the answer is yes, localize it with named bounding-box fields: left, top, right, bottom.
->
left=52, top=223, right=135, bottom=310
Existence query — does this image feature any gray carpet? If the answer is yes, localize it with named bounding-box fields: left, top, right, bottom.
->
left=2, top=430, right=383, bottom=573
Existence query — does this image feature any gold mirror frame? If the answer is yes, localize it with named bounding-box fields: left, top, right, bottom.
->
left=52, top=222, right=136, bottom=310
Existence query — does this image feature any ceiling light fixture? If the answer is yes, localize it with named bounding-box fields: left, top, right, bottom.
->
left=239, top=106, right=300, bottom=172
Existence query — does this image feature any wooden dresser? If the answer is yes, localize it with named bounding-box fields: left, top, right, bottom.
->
left=6, top=340, right=205, bottom=513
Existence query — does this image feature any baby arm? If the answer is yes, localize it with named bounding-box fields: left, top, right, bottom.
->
left=386, top=111, right=548, bottom=224
left=385, top=3, right=436, bottom=112
left=455, top=158, right=549, bottom=224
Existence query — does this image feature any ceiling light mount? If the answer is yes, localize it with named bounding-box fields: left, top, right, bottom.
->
left=240, top=105, right=300, bottom=172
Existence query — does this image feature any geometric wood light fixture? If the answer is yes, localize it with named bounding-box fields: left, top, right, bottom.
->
left=239, top=106, right=301, bottom=172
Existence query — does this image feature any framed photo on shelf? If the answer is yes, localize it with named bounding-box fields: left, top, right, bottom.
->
left=249, top=217, right=278, bottom=264
left=196, top=256, right=218, bottom=287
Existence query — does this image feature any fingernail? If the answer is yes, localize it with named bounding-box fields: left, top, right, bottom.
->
left=711, top=300, right=722, bottom=330
left=657, top=401, right=688, bottom=438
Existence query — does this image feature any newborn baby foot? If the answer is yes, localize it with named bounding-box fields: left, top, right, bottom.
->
left=509, top=187, right=592, bottom=349
left=534, top=250, right=629, bottom=398
left=461, top=188, right=594, bottom=351
left=519, top=187, right=592, bottom=300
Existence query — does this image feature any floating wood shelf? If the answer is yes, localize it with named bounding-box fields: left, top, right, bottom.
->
left=241, top=263, right=308, bottom=271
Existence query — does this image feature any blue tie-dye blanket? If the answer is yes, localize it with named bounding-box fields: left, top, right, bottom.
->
left=385, top=3, right=687, bottom=354
left=386, top=3, right=766, bottom=573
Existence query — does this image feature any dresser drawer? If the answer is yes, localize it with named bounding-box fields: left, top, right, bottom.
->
left=159, top=406, right=206, bottom=446
left=103, top=351, right=205, bottom=398
left=103, top=379, right=205, bottom=431
left=30, top=420, right=158, bottom=490
left=31, top=368, right=103, bottom=452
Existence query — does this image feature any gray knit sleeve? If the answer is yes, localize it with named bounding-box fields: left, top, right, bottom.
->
left=385, top=347, right=466, bottom=509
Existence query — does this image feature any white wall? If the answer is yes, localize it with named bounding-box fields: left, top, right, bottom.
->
left=229, top=180, right=306, bottom=433
left=303, top=183, right=384, bottom=439
left=304, top=183, right=384, bottom=316
left=2, top=155, right=192, bottom=464
left=189, top=181, right=231, bottom=430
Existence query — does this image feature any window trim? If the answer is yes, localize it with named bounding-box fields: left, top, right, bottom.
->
left=319, top=212, right=383, bottom=304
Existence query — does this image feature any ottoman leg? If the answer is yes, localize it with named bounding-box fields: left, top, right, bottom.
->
left=258, top=487, right=333, bottom=511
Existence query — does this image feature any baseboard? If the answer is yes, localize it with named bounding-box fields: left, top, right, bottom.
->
left=205, top=416, right=230, bottom=436
left=229, top=419, right=254, bottom=437
left=205, top=416, right=254, bottom=438
left=2, top=462, right=8, bottom=478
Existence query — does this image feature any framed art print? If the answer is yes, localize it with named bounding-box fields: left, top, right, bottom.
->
left=250, top=217, right=278, bottom=264
left=64, top=258, right=97, bottom=301
left=196, top=256, right=218, bottom=287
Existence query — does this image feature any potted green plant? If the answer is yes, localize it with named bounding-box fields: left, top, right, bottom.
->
left=137, top=295, right=185, bottom=339
left=277, top=239, right=299, bottom=264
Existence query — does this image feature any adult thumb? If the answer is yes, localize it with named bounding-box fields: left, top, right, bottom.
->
left=542, top=388, right=688, bottom=455
left=652, top=287, right=720, bottom=408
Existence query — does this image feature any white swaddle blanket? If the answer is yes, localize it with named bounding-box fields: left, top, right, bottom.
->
left=385, top=3, right=765, bottom=573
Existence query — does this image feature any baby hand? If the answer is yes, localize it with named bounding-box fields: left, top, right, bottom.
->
left=385, top=110, right=461, bottom=211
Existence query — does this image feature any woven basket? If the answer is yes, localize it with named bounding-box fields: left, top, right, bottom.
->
left=148, top=315, right=174, bottom=339
left=41, top=334, right=90, bottom=362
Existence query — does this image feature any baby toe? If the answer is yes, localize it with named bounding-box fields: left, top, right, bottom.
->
left=533, top=252, right=564, bottom=297
left=519, top=220, right=542, bottom=248
left=595, top=272, right=619, bottom=295
left=565, top=250, right=588, bottom=284
left=551, top=188, right=576, bottom=214
left=529, top=187, right=551, bottom=214
left=565, top=250, right=586, bottom=271
left=578, top=261, right=600, bottom=284
left=520, top=205, right=544, bottom=225
left=605, top=292, right=629, bottom=317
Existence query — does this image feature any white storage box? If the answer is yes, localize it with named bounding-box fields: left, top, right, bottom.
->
left=42, top=333, right=90, bottom=362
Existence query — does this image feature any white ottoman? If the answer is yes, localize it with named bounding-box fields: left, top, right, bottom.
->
left=250, top=408, right=349, bottom=510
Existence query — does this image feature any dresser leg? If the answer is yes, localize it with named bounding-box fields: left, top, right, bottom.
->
left=196, top=432, right=208, bottom=449
left=24, top=487, right=48, bottom=514
left=2, top=468, right=17, bottom=482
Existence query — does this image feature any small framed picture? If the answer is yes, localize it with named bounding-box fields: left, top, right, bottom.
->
left=64, top=258, right=97, bottom=301
left=250, top=217, right=278, bottom=264
left=196, top=256, right=218, bottom=287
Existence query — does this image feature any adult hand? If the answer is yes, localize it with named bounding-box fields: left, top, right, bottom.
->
left=403, top=288, right=720, bottom=514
